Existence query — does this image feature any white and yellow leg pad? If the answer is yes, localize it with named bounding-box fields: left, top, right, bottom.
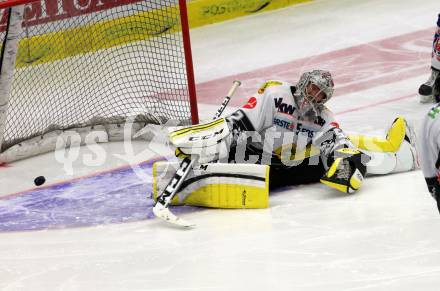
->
left=168, top=118, right=231, bottom=163
left=169, top=118, right=230, bottom=149
left=153, top=162, right=270, bottom=209
left=348, top=116, right=405, bottom=152
left=348, top=117, right=418, bottom=175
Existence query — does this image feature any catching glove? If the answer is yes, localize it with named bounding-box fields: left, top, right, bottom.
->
left=320, top=148, right=369, bottom=194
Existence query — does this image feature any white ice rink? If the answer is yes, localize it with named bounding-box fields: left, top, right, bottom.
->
left=1, top=0, right=440, bottom=290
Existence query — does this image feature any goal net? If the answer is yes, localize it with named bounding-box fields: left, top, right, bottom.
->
left=0, top=0, right=198, bottom=162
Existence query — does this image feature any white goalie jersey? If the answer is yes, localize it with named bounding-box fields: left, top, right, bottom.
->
left=233, top=80, right=354, bottom=167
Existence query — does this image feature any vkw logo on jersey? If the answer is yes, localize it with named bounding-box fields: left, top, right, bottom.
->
left=274, top=98, right=295, bottom=115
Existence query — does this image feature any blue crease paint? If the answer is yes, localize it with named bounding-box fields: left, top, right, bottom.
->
left=0, top=160, right=198, bottom=232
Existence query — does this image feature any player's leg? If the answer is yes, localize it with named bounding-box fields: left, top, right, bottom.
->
left=419, top=68, right=440, bottom=103
left=152, top=161, right=270, bottom=208
left=228, top=141, right=325, bottom=189
left=268, top=158, right=325, bottom=189
left=349, top=117, right=418, bottom=175
left=419, top=13, right=440, bottom=103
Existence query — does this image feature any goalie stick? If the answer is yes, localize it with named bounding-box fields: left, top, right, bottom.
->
left=153, top=80, right=242, bottom=227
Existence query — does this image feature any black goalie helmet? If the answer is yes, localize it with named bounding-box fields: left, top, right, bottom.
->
left=295, top=69, right=335, bottom=114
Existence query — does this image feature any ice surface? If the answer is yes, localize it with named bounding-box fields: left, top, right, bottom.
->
left=1, top=0, right=440, bottom=290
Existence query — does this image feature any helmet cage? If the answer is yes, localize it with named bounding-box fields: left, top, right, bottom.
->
left=296, top=70, right=334, bottom=113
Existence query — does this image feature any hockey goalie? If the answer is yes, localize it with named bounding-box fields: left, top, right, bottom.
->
left=153, top=70, right=419, bottom=209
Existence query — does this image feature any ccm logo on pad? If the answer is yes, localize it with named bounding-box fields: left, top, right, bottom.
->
left=188, top=128, right=224, bottom=141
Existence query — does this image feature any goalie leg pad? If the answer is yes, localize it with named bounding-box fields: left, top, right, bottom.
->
left=364, top=141, right=417, bottom=175
left=169, top=118, right=230, bottom=149
left=350, top=117, right=419, bottom=175
left=168, top=118, right=232, bottom=163
left=153, top=162, right=269, bottom=209
left=348, top=116, right=406, bottom=153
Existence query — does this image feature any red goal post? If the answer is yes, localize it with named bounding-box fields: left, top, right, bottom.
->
left=0, top=0, right=199, bottom=163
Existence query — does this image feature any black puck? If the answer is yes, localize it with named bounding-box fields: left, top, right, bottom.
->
left=34, top=176, right=46, bottom=186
